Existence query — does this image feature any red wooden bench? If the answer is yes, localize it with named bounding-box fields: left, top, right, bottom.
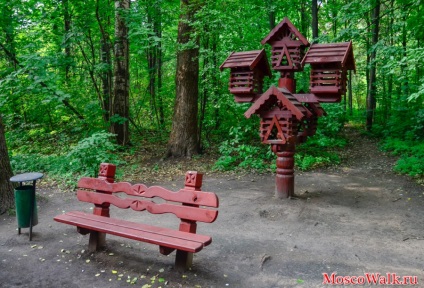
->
left=54, top=163, right=219, bottom=269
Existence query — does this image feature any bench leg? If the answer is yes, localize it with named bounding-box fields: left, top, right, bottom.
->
left=88, top=231, right=106, bottom=252
left=175, top=250, right=193, bottom=271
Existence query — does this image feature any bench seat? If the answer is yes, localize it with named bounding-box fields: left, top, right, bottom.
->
left=54, top=211, right=211, bottom=253
left=53, top=164, right=219, bottom=269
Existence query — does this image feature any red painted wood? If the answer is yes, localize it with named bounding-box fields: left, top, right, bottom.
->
left=56, top=166, right=218, bottom=260
left=77, top=178, right=218, bottom=208
left=261, top=17, right=309, bottom=46
left=54, top=212, right=209, bottom=253
left=273, top=145, right=295, bottom=199
left=244, top=85, right=309, bottom=121
left=76, top=190, right=218, bottom=223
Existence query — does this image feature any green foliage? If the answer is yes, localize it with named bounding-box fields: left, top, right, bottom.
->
left=65, top=132, right=123, bottom=177
left=213, top=126, right=272, bottom=172
left=1, top=0, right=423, bottom=181
left=394, top=157, right=424, bottom=177
left=381, top=138, right=424, bottom=177
left=293, top=104, right=347, bottom=170
left=10, top=131, right=123, bottom=186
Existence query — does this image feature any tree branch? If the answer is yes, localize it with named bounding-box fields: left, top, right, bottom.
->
left=0, top=42, right=85, bottom=120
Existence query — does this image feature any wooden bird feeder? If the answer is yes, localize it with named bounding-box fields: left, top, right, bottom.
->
left=301, top=41, right=356, bottom=102
left=261, top=17, right=309, bottom=73
left=220, top=49, right=271, bottom=103
left=221, top=17, right=355, bottom=199
left=244, top=85, right=312, bottom=145
left=293, top=93, right=326, bottom=143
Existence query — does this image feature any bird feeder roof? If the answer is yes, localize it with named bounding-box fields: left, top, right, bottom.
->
left=220, top=49, right=272, bottom=77
left=244, top=85, right=311, bottom=121
left=261, top=17, right=309, bottom=47
left=301, top=41, right=356, bottom=72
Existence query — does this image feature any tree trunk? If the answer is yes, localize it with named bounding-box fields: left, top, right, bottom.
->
left=146, top=2, right=159, bottom=127
left=155, top=2, right=164, bottom=127
left=0, top=115, right=15, bottom=214
left=312, top=0, right=318, bottom=40
left=366, top=0, right=380, bottom=131
left=401, top=15, right=409, bottom=95
left=166, top=0, right=202, bottom=158
left=267, top=0, right=276, bottom=29
left=348, top=70, right=353, bottom=115
left=63, top=0, right=71, bottom=80
left=299, top=0, right=309, bottom=38
left=96, top=0, right=113, bottom=123
left=111, top=0, right=130, bottom=145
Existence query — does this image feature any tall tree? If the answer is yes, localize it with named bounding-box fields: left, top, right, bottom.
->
left=366, top=0, right=380, bottom=131
left=111, top=0, right=130, bottom=145
left=166, top=0, right=203, bottom=158
left=311, top=0, right=318, bottom=40
left=96, top=0, right=113, bottom=123
left=0, top=115, right=14, bottom=214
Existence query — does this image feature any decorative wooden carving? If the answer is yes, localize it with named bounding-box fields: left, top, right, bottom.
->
left=220, top=49, right=271, bottom=102
left=245, top=86, right=312, bottom=146
left=261, top=17, right=309, bottom=72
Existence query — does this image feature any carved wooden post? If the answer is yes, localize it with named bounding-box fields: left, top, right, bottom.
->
left=88, top=163, right=116, bottom=252
left=175, top=171, right=203, bottom=270
left=272, top=144, right=295, bottom=198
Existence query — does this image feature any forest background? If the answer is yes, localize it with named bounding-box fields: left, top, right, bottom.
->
left=0, top=0, right=423, bottom=213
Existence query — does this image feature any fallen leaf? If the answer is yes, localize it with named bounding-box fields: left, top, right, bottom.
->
left=95, top=274, right=100, bottom=277
left=112, top=270, right=118, bottom=274
left=86, top=259, right=90, bottom=263
left=159, top=268, right=165, bottom=273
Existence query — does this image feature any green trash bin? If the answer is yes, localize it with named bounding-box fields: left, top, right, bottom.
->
left=14, top=185, right=38, bottom=228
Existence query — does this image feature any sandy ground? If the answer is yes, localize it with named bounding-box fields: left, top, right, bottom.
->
left=1, top=130, right=423, bottom=288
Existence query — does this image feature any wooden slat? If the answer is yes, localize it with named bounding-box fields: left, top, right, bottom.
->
left=54, top=211, right=211, bottom=253
left=77, top=190, right=218, bottom=223
left=78, top=178, right=218, bottom=207
left=229, top=88, right=254, bottom=95
left=310, top=86, right=341, bottom=93
left=230, top=76, right=253, bottom=81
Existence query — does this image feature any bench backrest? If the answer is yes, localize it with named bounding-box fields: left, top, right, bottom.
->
left=76, top=164, right=219, bottom=224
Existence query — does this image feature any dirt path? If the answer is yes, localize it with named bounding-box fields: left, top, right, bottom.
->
left=1, top=128, right=423, bottom=287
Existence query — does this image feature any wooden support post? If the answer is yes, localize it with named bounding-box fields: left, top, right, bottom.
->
left=273, top=144, right=295, bottom=199
left=278, top=72, right=295, bottom=93
left=88, top=163, right=116, bottom=251
left=175, top=171, right=201, bottom=270
left=175, top=220, right=197, bottom=270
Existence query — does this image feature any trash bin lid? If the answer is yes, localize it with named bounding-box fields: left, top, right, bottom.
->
left=10, top=172, right=44, bottom=183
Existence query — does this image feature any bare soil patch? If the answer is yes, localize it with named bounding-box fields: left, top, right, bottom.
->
left=1, top=128, right=423, bottom=287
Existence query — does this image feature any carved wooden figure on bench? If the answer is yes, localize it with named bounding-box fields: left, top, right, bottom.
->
left=54, top=163, right=219, bottom=270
